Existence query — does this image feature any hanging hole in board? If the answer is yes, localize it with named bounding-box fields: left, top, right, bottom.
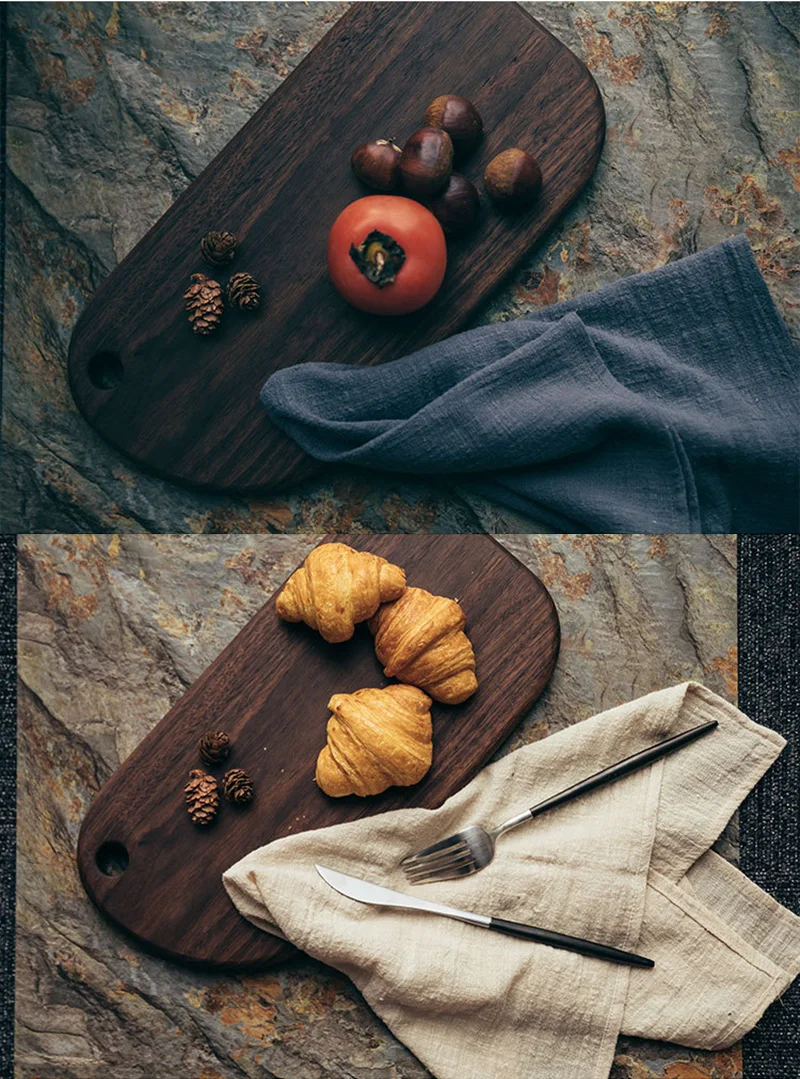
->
left=96, top=840, right=129, bottom=877
left=87, top=351, right=124, bottom=390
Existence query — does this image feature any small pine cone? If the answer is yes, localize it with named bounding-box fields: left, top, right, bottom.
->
left=201, top=230, right=237, bottom=266
left=198, top=730, right=231, bottom=766
left=222, top=767, right=254, bottom=805
left=184, top=273, right=224, bottom=335
left=184, top=769, right=219, bottom=825
left=227, top=271, right=261, bottom=312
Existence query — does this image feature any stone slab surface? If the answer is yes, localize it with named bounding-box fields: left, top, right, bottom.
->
left=16, top=533, right=740, bottom=1079
left=2, top=2, right=799, bottom=533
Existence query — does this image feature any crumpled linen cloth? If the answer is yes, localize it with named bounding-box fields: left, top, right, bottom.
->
left=224, top=684, right=800, bottom=1079
left=261, top=236, right=799, bottom=533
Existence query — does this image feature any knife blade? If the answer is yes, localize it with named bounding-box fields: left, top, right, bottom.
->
left=315, top=865, right=653, bottom=968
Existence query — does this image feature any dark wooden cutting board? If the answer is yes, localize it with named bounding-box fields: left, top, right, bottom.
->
left=67, top=2, right=604, bottom=493
left=77, top=535, right=559, bottom=968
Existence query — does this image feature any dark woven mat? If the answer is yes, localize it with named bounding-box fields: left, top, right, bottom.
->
left=739, top=535, right=800, bottom=1076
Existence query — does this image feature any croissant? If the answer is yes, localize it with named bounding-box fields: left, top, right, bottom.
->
left=276, top=542, right=406, bottom=643
left=368, top=586, right=478, bottom=704
left=315, top=684, right=433, bottom=797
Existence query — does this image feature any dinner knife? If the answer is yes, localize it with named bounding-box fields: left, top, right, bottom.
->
left=315, top=864, right=654, bottom=968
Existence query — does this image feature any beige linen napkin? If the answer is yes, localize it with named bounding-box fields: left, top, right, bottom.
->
left=223, top=684, right=800, bottom=1079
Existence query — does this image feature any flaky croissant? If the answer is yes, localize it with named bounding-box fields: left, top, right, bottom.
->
left=315, top=684, right=433, bottom=797
left=276, top=542, right=406, bottom=643
left=368, top=587, right=478, bottom=704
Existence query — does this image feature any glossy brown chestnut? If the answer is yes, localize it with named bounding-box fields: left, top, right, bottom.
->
left=427, top=173, right=480, bottom=237
left=484, top=148, right=542, bottom=210
left=351, top=139, right=402, bottom=192
left=399, top=127, right=453, bottom=198
left=423, top=94, right=483, bottom=158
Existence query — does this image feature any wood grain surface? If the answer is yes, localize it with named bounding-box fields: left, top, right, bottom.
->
left=76, top=534, right=560, bottom=969
left=66, top=2, right=604, bottom=494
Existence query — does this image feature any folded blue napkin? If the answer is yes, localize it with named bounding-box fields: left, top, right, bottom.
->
left=262, top=236, right=799, bottom=532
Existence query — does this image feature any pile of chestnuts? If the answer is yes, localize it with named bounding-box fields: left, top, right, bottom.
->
left=350, top=93, right=542, bottom=238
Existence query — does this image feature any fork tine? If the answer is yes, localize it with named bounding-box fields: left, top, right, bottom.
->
left=402, top=845, right=471, bottom=875
left=405, top=861, right=479, bottom=885
left=405, top=863, right=475, bottom=880
left=403, top=849, right=477, bottom=881
left=400, top=833, right=466, bottom=865
left=401, top=840, right=469, bottom=870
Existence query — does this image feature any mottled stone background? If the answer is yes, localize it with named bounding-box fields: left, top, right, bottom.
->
left=16, top=533, right=740, bottom=1079
left=3, top=2, right=799, bottom=533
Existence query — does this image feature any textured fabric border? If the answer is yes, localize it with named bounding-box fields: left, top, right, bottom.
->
left=739, top=534, right=800, bottom=1076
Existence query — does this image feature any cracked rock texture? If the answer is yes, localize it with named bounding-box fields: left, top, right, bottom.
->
left=2, top=2, right=799, bottom=533
left=16, top=533, right=740, bottom=1079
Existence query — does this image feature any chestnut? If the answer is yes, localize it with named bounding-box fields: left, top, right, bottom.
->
left=423, top=94, right=483, bottom=159
left=399, top=127, right=453, bottom=198
left=427, top=173, right=480, bottom=237
left=351, top=138, right=402, bottom=192
left=484, top=148, right=542, bottom=210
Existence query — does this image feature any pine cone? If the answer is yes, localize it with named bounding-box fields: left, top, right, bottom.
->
left=222, top=767, right=254, bottom=805
left=198, top=730, right=231, bottom=766
left=184, top=273, right=224, bottom=335
left=201, top=230, right=237, bottom=266
left=184, top=769, right=219, bottom=825
left=227, top=272, right=261, bottom=312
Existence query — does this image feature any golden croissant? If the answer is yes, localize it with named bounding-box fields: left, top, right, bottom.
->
left=368, top=586, right=478, bottom=704
left=315, top=684, right=433, bottom=797
left=276, top=542, right=406, bottom=643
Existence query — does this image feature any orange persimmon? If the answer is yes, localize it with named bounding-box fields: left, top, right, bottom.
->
left=327, top=195, right=447, bottom=316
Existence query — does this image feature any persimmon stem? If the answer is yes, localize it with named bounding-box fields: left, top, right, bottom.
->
left=349, top=229, right=406, bottom=288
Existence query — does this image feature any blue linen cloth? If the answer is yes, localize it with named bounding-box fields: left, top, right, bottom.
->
left=261, top=236, right=799, bottom=532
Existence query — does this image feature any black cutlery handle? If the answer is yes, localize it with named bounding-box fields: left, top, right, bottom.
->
left=528, top=719, right=718, bottom=819
left=489, top=917, right=654, bottom=968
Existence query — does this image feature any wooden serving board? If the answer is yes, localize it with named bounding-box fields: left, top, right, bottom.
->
left=67, top=2, right=604, bottom=493
left=77, top=535, right=559, bottom=968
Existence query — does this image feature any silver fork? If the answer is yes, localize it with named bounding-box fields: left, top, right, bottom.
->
left=402, top=719, right=718, bottom=884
